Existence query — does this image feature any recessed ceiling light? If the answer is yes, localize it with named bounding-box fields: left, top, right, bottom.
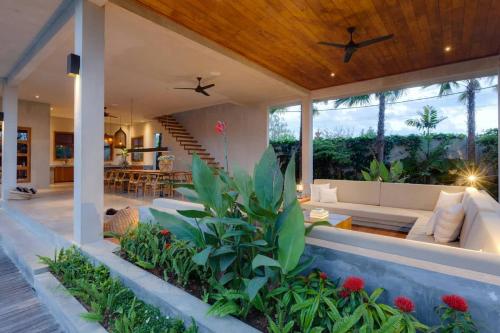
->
left=35, top=95, right=39, bottom=99
left=330, top=72, right=336, bottom=77
left=50, top=107, right=54, bottom=111
left=444, top=46, right=452, bottom=52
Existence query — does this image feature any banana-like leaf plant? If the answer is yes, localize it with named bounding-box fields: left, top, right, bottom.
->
left=150, top=147, right=308, bottom=301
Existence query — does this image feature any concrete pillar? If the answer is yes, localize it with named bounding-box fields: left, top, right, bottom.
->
left=1, top=85, right=18, bottom=202
left=301, top=95, right=313, bottom=196
left=73, top=0, right=105, bottom=244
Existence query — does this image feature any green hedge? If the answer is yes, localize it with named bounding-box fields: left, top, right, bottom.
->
left=271, top=130, right=498, bottom=195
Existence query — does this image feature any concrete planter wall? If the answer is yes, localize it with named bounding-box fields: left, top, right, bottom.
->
left=81, top=241, right=260, bottom=333
left=305, top=238, right=500, bottom=333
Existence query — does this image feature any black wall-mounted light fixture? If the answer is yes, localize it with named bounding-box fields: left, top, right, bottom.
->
left=67, top=53, right=80, bottom=77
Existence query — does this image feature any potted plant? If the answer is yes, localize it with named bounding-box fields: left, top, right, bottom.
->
left=159, top=153, right=175, bottom=172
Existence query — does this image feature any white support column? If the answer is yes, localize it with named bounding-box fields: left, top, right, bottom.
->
left=73, top=0, right=105, bottom=244
left=497, top=62, right=500, bottom=201
left=301, top=95, right=313, bottom=196
left=1, top=85, right=18, bottom=202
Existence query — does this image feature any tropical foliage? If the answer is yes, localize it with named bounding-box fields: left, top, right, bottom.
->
left=39, top=247, right=197, bottom=333
left=334, top=89, right=406, bottom=162
left=361, top=159, right=405, bottom=182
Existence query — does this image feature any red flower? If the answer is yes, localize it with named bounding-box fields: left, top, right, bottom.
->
left=442, top=294, right=468, bottom=312
left=319, top=272, right=327, bottom=280
left=215, top=121, right=226, bottom=134
left=342, top=276, right=364, bottom=292
left=339, top=290, right=351, bottom=298
left=160, top=229, right=170, bottom=236
left=394, top=296, right=415, bottom=313
left=164, top=243, right=172, bottom=250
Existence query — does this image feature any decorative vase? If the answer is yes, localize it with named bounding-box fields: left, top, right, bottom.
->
left=159, top=159, right=173, bottom=172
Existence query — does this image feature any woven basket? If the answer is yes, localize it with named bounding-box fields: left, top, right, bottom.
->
left=103, top=207, right=139, bottom=235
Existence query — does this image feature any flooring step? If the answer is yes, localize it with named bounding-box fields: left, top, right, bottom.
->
left=173, top=135, right=195, bottom=139
left=178, top=139, right=198, bottom=144
left=188, top=151, right=210, bottom=156
left=182, top=144, right=203, bottom=148
left=169, top=130, right=189, bottom=135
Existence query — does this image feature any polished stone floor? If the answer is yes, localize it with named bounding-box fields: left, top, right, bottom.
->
left=6, top=183, right=155, bottom=241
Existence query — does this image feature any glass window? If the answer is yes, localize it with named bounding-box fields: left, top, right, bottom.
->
left=54, top=132, right=74, bottom=160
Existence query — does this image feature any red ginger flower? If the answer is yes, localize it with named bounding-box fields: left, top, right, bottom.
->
left=394, top=296, right=415, bottom=313
left=442, top=294, right=468, bottom=312
left=342, top=276, right=364, bottom=292
left=160, top=229, right=170, bottom=236
left=319, top=272, right=327, bottom=280
left=164, top=243, right=172, bottom=250
left=215, top=121, right=226, bottom=134
left=339, top=290, right=351, bottom=298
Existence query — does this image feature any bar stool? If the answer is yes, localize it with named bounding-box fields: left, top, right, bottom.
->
left=127, top=172, right=141, bottom=196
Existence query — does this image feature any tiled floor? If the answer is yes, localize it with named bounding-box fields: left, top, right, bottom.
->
left=7, top=183, right=156, bottom=241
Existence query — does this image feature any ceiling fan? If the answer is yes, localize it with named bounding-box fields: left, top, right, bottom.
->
left=104, top=107, right=117, bottom=118
left=174, top=77, right=215, bottom=96
left=319, top=27, right=394, bottom=63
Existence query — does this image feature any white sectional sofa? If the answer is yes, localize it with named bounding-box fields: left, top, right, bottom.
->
left=302, top=179, right=500, bottom=253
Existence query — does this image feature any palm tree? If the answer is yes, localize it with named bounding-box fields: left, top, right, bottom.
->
left=431, top=77, right=495, bottom=163
left=405, top=105, right=447, bottom=158
left=334, top=89, right=405, bottom=162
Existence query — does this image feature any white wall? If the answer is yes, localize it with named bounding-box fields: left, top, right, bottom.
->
left=174, top=103, right=268, bottom=173
left=0, top=99, right=50, bottom=188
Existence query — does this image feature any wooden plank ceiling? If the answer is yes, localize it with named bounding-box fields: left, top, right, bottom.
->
left=135, top=0, right=500, bottom=90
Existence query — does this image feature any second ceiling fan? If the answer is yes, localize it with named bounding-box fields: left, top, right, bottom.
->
left=319, top=27, right=394, bottom=63
left=174, top=77, right=215, bottom=96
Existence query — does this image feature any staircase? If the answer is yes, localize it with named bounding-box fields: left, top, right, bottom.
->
left=157, top=115, right=221, bottom=169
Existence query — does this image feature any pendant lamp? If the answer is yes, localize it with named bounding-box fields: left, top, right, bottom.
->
left=114, top=115, right=127, bottom=149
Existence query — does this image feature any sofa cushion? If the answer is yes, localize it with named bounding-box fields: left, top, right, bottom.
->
left=406, top=217, right=459, bottom=247
left=380, top=183, right=466, bottom=211
left=303, top=200, right=431, bottom=231
left=310, top=183, right=329, bottom=202
left=433, top=204, right=465, bottom=243
left=463, top=211, right=500, bottom=253
left=314, top=179, right=380, bottom=206
left=320, top=187, right=338, bottom=203
left=459, top=190, right=499, bottom=247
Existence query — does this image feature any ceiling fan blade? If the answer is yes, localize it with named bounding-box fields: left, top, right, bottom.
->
left=201, top=83, right=215, bottom=90
left=357, top=34, right=394, bottom=48
left=318, top=41, right=346, bottom=49
left=174, top=87, right=196, bottom=90
left=344, top=48, right=356, bottom=63
left=200, top=90, right=210, bottom=96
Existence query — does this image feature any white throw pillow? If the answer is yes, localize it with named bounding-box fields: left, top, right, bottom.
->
left=320, top=187, right=338, bottom=203
left=426, top=191, right=464, bottom=235
left=310, top=183, right=329, bottom=202
left=434, top=191, right=464, bottom=211
left=433, top=203, right=465, bottom=243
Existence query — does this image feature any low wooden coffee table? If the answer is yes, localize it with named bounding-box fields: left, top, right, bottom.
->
left=303, top=210, right=352, bottom=230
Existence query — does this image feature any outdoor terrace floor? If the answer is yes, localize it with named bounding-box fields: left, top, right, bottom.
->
left=5, top=183, right=155, bottom=242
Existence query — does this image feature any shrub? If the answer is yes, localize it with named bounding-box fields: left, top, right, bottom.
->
left=39, top=247, right=197, bottom=333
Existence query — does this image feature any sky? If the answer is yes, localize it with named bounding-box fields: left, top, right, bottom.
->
left=276, top=76, right=498, bottom=138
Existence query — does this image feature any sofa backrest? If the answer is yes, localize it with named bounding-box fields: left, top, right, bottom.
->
left=314, top=179, right=380, bottom=206
left=380, top=182, right=466, bottom=211
left=463, top=211, right=500, bottom=253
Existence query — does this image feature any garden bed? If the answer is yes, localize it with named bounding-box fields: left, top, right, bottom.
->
left=39, top=247, right=197, bottom=333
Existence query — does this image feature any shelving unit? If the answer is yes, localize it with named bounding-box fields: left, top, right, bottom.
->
left=0, top=126, right=31, bottom=183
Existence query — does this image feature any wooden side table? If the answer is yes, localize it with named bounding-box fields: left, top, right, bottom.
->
left=303, top=210, right=352, bottom=230
left=298, top=196, right=310, bottom=204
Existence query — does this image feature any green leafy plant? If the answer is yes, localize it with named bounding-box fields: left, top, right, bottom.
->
left=39, top=247, right=197, bottom=333
left=362, top=159, right=406, bottom=183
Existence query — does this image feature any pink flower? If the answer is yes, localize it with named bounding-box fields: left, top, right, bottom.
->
left=394, top=296, right=415, bottom=313
left=342, top=276, right=364, bottom=292
left=215, top=121, right=226, bottom=135
left=442, top=295, right=468, bottom=312
left=319, top=272, right=328, bottom=280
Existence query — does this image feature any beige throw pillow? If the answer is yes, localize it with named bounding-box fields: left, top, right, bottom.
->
left=426, top=190, right=464, bottom=235
left=320, top=187, right=338, bottom=203
left=433, top=203, right=465, bottom=243
left=310, top=183, right=329, bottom=202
